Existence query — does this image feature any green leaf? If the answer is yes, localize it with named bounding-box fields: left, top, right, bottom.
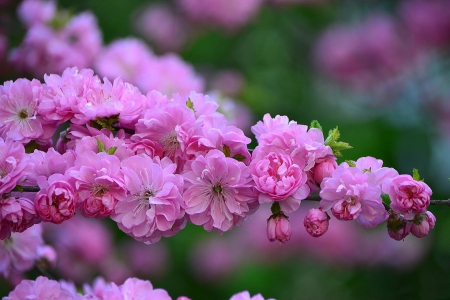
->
left=324, top=127, right=352, bottom=157
left=310, top=120, right=322, bottom=131
left=362, top=167, right=372, bottom=173
left=96, top=138, right=106, bottom=153
left=413, top=168, right=422, bottom=181
left=381, top=193, right=391, bottom=206
left=345, top=160, right=356, bottom=167
left=222, top=145, right=231, bottom=157
left=232, top=154, right=246, bottom=162
left=186, top=98, right=196, bottom=113
left=92, top=114, right=120, bottom=131
left=107, top=147, right=118, bottom=155
left=14, top=185, right=24, bottom=193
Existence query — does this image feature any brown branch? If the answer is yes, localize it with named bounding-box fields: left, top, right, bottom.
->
left=430, top=199, right=450, bottom=206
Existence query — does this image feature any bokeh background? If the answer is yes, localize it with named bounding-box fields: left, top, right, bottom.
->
left=1, top=0, right=450, bottom=299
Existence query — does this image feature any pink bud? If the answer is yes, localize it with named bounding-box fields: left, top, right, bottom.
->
left=411, top=211, right=436, bottom=238
left=37, top=245, right=58, bottom=269
left=387, top=213, right=411, bottom=241
left=303, top=208, right=330, bottom=237
left=313, top=159, right=337, bottom=185
left=267, top=213, right=291, bottom=243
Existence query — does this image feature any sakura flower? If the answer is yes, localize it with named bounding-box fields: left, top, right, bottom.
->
left=117, top=277, right=172, bottom=300
left=382, top=174, right=432, bottom=218
left=250, top=152, right=309, bottom=213
left=0, top=197, right=40, bottom=240
left=27, top=148, right=76, bottom=186
left=35, top=173, right=75, bottom=224
left=4, top=276, right=75, bottom=299
left=0, top=224, right=44, bottom=277
left=0, top=138, right=30, bottom=195
left=17, top=0, right=56, bottom=28
left=183, top=149, right=258, bottom=232
left=112, top=155, right=185, bottom=244
left=0, top=79, right=54, bottom=143
left=229, top=291, right=266, bottom=300
left=66, top=151, right=126, bottom=218
left=320, top=157, right=397, bottom=229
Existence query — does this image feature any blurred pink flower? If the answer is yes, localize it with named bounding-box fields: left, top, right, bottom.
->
left=17, top=0, right=56, bottom=28
left=0, top=197, right=39, bottom=240
left=0, top=138, right=30, bottom=195
left=134, top=3, right=188, bottom=52
left=4, top=276, right=75, bottom=300
left=229, top=291, right=266, bottom=300
left=177, top=0, right=264, bottom=31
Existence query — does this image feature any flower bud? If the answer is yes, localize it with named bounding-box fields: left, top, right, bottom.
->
left=304, top=208, right=330, bottom=237
left=410, top=211, right=436, bottom=238
left=313, top=159, right=337, bottom=185
left=387, top=213, right=411, bottom=241
left=37, top=245, right=58, bottom=269
left=267, top=213, right=291, bottom=243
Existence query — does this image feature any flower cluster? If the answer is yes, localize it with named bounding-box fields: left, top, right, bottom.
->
left=3, top=276, right=272, bottom=300
left=10, top=0, right=102, bottom=77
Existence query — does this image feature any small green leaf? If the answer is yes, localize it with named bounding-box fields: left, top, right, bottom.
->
left=14, top=185, right=24, bottom=193
left=413, top=168, right=422, bottom=181
left=362, top=167, right=372, bottom=173
left=232, top=154, right=246, bottom=162
left=345, top=160, right=356, bottom=167
left=186, top=98, right=196, bottom=113
left=222, top=145, right=231, bottom=157
left=325, top=127, right=352, bottom=157
left=381, top=193, right=391, bottom=206
left=96, top=138, right=106, bottom=153
left=92, top=114, right=120, bottom=131
left=310, top=120, right=322, bottom=131
left=107, top=147, right=118, bottom=155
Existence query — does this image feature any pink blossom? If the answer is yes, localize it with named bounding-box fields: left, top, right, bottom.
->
left=17, top=0, right=56, bottom=27
left=10, top=11, right=102, bottom=77
left=251, top=113, right=293, bottom=142
left=74, top=131, right=133, bottom=161
left=36, top=244, right=57, bottom=269
left=35, top=173, right=75, bottom=224
left=410, top=211, right=436, bottom=238
left=134, top=4, right=188, bottom=52
left=66, top=151, right=126, bottom=218
left=126, top=137, right=164, bottom=158
left=382, top=174, right=431, bottom=218
left=177, top=0, right=264, bottom=31
left=314, top=14, right=412, bottom=89
left=400, top=0, right=450, bottom=51
left=303, top=208, right=329, bottom=237
left=0, top=78, right=55, bottom=143
left=0, top=197, right=39, bottom=240
left=0, top=138, right=30, bottom=195
left=0, top=224, right=44, bottom=277
left=310, top=158, right=337, bottom=186
left=93, top=38, right=154, bottom=86
left=267, top=212, right=291, bottom=243
left=230, top=291, right=267, bottom=300
left=112, top=155, right=185, bottom=244
left=250, top=152, right=309, bottom=213
left=4, top=276, right=75, bottom=299
left=136, top=53, right=205, bottom=96
left=183, top=149, right=258, bottom=232
left=118, top=278, right=172, bottom=300
left=27, top=148, right=76, bottom=185
left=320, top=157, right=395, bottom=228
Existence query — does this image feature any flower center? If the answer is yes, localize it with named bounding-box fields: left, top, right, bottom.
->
left=213, top=184, right=223, bottom=195
left=18, top=109, right=28, bottom=119
left=161, top=131, right=180, bottom=153
left=91, top=183, right=108, bottom=196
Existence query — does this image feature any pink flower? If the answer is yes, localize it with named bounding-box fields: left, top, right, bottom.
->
left=36, top=244, right=57, bottom=269
left=177, top=0, right=264, bottom=31
left=0, top=197, right=40, bottom=240
left=383, top=174, right=431, bottom=218
left=0, top=79, right=55, bottom=143
left=4, top=276, right=75, bottom=299
left=17, top=0, right=56, bottom=27
left=0, top=138, right=30, bottom=195
left=250, top=152, right=309, bottom=213
left=112, top=155, right=185, bottom=244
left=0, top=224, right=44, bottom=277
left=410, top=211, right=436, bottom=238
left=35, top=173, right=75, bottom=224
left=134, top=4, right=188, bottom=52
left=183, top=150, right=258, bottom=232
left=303, top=208, right=330, bottom=237
left=320, top=157, right=396, bottom=229
left=118, top=278, right=172, bottom=300
left=310, top=158, right=337, bottom=186
left=229, top=291, right=266, bottom=300
left=66, top=151, right=126, bottom=218
left=267, top=212, right=291, bottom=243
left=27, top=148, right=76, bottom=186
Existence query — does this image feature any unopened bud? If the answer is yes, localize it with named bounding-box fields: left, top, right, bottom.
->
left=411, top=211, right=436, bottom=238
left=387, top=213, right=411, bottom=241
left=267, top=212, right=291, bottom=243
left=304, top=208, right=330, bottom=237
